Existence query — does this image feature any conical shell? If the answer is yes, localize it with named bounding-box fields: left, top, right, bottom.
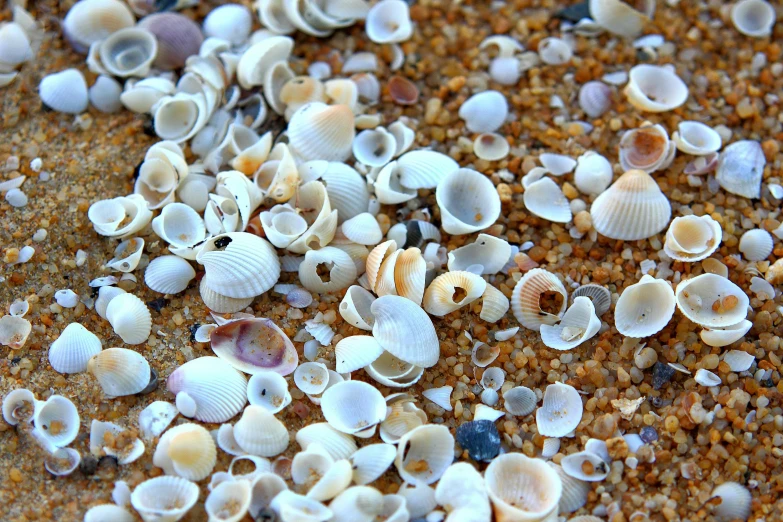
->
left=198, top=232, right=280, bottom=299
left=296, top=423, right=358, bottom=460
left=738, top=229, right=773, bottom=261
left=131, top=476, right=199, bottom=522
left=447, top=234, right=511, bottom=275
left=167, top=356, right=247, bottom=423
left=106, top=293, right=152, bottom=345
left=395, top=424, right=454, bottom=486
left=371, top=295, right=440, bottom=368
left=211, top=318, right=298, bottom=375
left=536, top=382, right=583, bottom=437
left=663, top=215, right=722, bottom=262
left=145, top=255, right=196, bottom=295
left=350, top=444, right=396, bottom=485
left=571, top=284, right=612, bottom=316
left=335, top=335, right=384, bottom=373
left=590, top=169, right=671, bottom=241
left=674, top=273, right=749, bottom=328
left=710, top=482, right=752, bottom=522
left=485, top=453, right=562, bottom=522
left=33, top=395, right=80, bottom=449
left=205, top=479, right=252, bottom=522
left=88, top=347, right=150, bottom=398
left=540, top=296, right=601, bottom=351
left=339, top=285, right=377, bottom=330
left=731, top=0, right=775, bottom=37
left=247, top=371, right=291, bottom=413
left=436, top=168, right=501, bottom=235
left=700, top=320, right=753, bottom=348
left=233, top=405, right=290, bottom=457
left=511, top=268, right=568, bottom=331
left=615, top=274, right=675, bottom=337
left=321, top=380, right=387, bottom=435
left=288, top=102, right=355, bottom=162
left=423, top=271, right=487, bottom=316
left=619, top=124, right=675, bottom=173
left=200, top=278, right=254, bottom=314
left=715, top=140, right=765, bottom=199
left=397, top=150, right=459, bottom=190
left=523, top=177, right=572, bottom=223
left=48, top=323, right=102, bottom=374
left=153, top=423, right=216, bottom=481
left=63, top=0, right=134, bottom=53
left=39, top=68, right=89, bottom=114
left=624, top=64, right=688, bottom=112
left=299, top=247, right=358, bottom=293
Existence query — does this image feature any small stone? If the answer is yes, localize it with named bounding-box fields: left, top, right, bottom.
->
left=30, top=158, right=42, bottom=172
left=80, top=455, right=99, bottom=476
left=139, top=367, right=158, bottom=395
left=147, top=297, right=169, bottom=313
left=592, top=413, right=618, bottom=440
left=574, top=211, right=592, bottom=233
left=652, top=362, right=676, bottom=390
left=5, top=188, right=27, bottom=207
left=606, top=437, right=629, bottom=459
left=455, top=420, right=501, bottom=461
left=639, top=426, right=658, bottom=444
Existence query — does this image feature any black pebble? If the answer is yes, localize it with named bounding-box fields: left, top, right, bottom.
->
left=189, top=323, right=201, bottom=343
left=215, top=236, right=233, bottom=249
left=652, top=362, right=676, bottom=390
left=456, top=420, right=501, bottom=462
left=556, top=1, right=591, bottom=23
left=80, top=454, right=99, bottom=475
left=639, top=426, right=658, bottom=444
left=139, top=367, right=158, bottom=395
left=147, top=297, right=169, bottom=313
left=98, top=455, right=118, bottom=469
left=142, top=118, right=156, bottom=137
left=254, top=508, right=278, bottom=522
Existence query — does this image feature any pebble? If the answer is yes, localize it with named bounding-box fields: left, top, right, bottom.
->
left=640, top=426, right=658, bottom=444
left=455, top=420, right=501, bottom=461
left=652, top=362, right=677, bottom=390
left=32, top=229, right=47, bottom=242
left=6, top=188, right=28, bottom=207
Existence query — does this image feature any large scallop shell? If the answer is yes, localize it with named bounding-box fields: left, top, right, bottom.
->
left=197, top=232, right=281, bottom=299
left=288, top=102, right=355, bottom=162
left=663, top=215, right=722, bottom=262
left=423, top=271, right=487, bottom=317
left=395, top=424, right=454, bottom=486
left=536, top=382, right=583, bottom=437
left=624, top=64, right=688, bottom=112
left=540, top=296, right=601, bottom=351
left=233, top=405, right=290, bottom=457
left=436, top=168, right=501, bottom=235
left=88, top=348, right=151, bottom=398
left=511, top=268, right=568, bottom=331
left=106, top=293, right=152, bottom=345
left=371, top=295, right=440, bottom=368
left=674, top=273, right=749, bottom=328
left=48, top=323, right=102, bottom=374
left=321, top=162, right=371, bottom=224
left=167, top=356, right=248, bottom=423
left=153, top=422, right=217, bottom=481
left=144, top=255, right=196, bottom=295
left=131, top=476, right=199, bottom=522
left=615, top=275, right=676, bottom=337
left=485, top=453, right=562, bottom=522
left=210, top=317, right=298, bottom=376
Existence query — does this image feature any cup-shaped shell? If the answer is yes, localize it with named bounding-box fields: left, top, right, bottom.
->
left=397, top=150, right=459, bottom=190
left=738, top=229, right=773, bottom=261
left=486, top=454, right=562, bottom=522
left=511, top=268, right=568, bottom=331
left=365, top=0, right=412, bottom=43
left=200, top=278, right=254, bottom=314
left=588, top=0, right=652, bottom=38
left=447, top=234, right=511, bottom=276
left=296, top=423, right=358, bottom=461
left=153, top=92, right=210, bottom=143
left=672, top=121, right=722, bottom=156
left=131, top=476, right=199, bottom=522
left=198, top=233, right=281, bottom=299
left=97, top=28, right=157, bottom=78
left=39, top=68, right=89, bottom=114
left=574, top=151, right=613, bottom=196
left=106, top=293, right=152, bottom=345
left=270, top=490, right=333, bottom=522
left=395, top=424, right=454, bottom=486
left=615, top=274, right=675, bottom=337
left=33, top=395, right=80, bottom=449
left=288, top=102, right=355, bottom=162
left=663, top=215, right=722, bottom=262
left=372, top=295, right=440, bottom=368
left=49, top=323, right=102, bottom=374
left=294, top=362, right=330, bottom=396
left=619, top=124, right=675, bottom=173
left=248, top=472, right=288, bottom=518
left=247, top=371, right=291, bottom=413
left=335, top=335, right=384, bottom=373
left=458, top=90, right=508, bottom=133
left=436, top=168, right=501, bottom=235
left=716, top=140, right=765, bottom=199
left=590, top=169, right=671, bottom=241
left=624, top=64, right=688, bottom=112
left=710, top=482, right=752, bottom=522
left=675, top=273, right=749, bottom=328
left=353, top=128, right=396, bottom=168
left=88, top=347, right=151, bottom=397
left=63, top=0, right=135, bottom=53
left=423, top=271, right=487, bottom=317
left=560, top=451, right=609, bottom=482
left=321, top=380, right=387, bottom=435
left=205, top=479, right=252, bottom=522
left=373, top=162, right=417, bottom=205
left=152, top=203, right=206, bottom=250
left=106, top=237, right=145, bottom=272
left=540, top=296, right=601, bottom=351
left=474, top=132, right=511, bottom=161
left=700, top=320, right=753, bottom=348
left=731, top=0, right=775, bottom=38
left=233, top=405, right=290, bottom=457
left=2, top=388, right=36, bottom=426
left=167, top=356, right=247, bottom=423
left=261, top=205, right=308, bottom=249
left=145, top=255, right=196, bottom=295
left=236, top=36, right=293, bottom=89
left=523, top=177, right=572, bottom=223
left=211, top=318, right=298, bottom=376
left=536, top=382, right=582, bottom=437
left=153, top=423, right=216, bottom=481
left=299, top=247, right=358, bottom=294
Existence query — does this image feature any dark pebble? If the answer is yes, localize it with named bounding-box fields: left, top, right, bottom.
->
left=98, top=455, right=118, bottom=469
left=254, top=508, right=278, bottom=522
left=80, top=454, right=99, bottom=475
left=139, top=367, right=159, bottom=395
left=147, top=297, right=169, bottom=313
left=652, top=362, right=676, bottom=390
left=556, top=1, right=590, bottom=23
left=189, top=323, right=201, bottom=343
left=456, top=420, right=500, bottom=462
left=639, top=426, right=658, bottom=444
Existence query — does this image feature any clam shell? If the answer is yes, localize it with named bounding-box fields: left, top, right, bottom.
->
left=723, top=349, right=755, bottom=372
left=540, top=296, right=601, bottom=351
left=340, top=213, right=383, bottom=246
left=167, top=356, right=248, bottom=423
left=247, top=371, right=291, bottom=414
left=715, top=140, right=765, bottom=199
left=236, top=36, right=293, bottom=89
left=210, top=318, right=298, bottom=375
left=88, top=348, right=151, bottom=397
left=372, top=295, right=440, bottom=368
left=48, top=323, right=102, bottom=374
left=321, top=380, right=387, bottom=435
left=106, top=237, right=145, bottom=272
left=578, top=81, right=612, bottom=118
left=700, top=320, right=753, bottom=348
left=138, top=13, right=202, bottom=70
left=373, top=161, right=417, bottom=204
left=233, top=405, right=290, bottom=457
left=503, top=386, right=538, bottom=417
left=95, top=286, right=126, bottom=320
left=63, top=0, right=134, bottom=53
left=624, top=64, right=688, bottom=112
left=588, top=0, right=652, bottom=38
left=422, top=386, right=453, bottom=411
left=335, top=335, right=384, bottom=373
left=474, top=132, right=511, bottom=161
left=574, top=151, right=613, bottom=196
left=198, top=232, right=281, bottom=299
left=200, top=278, right=254, bottom=314
left=436, top=168, right=501, bottom=235
left=350, top=444, right=396, bottom=485
left=131, top=476, right=199, bottom=522
left=485, top=453, right=562, bottom=521
left=106, top=293, right=152, bottom=345
left=423, top=271, right=487, bottom=317
left=2, top=388, right=36, bottom=426
left=619, top=124, right=675, bottom=173
left=448, top=234, right=511, bottom=275
left=33, top=395, right=80, bottom=449
left=373, top=248, right=401, bottom=297
left=394, top=247, right=427, bottom=305
left=367, top=242, right=398, bottom=291
left=458, top=90, right=508, bottom=133
left=321, top=162, right=371, bottom=224
left=536, top=382, right=583, bottom=437
left=299, top=246, right=358, bottom=293
left=590, top=169, right=671, bottom=241
left=397, top=150, right=459, bottom=190
left=89, top=75, right=122, bottom=113
left=674, top=273, right=749, bottom=328
left=138, top=400, right=178, bottom=441
left=663, top=215, right=722, bottom=262
left=296, top=423, right=358, bottom=460
left=352, top=128, right=395, bottom=168
left=710, top=482, right=752, bottom=522
left=435, top=462, right=491, bottom=518
left=615, top=274, right=675, bottom=337
left=524, top=177, right=572, bottom=223
left=395, top=424, right=454, bottom=485
left=731, top=0, right=775, bottom=37
left=571, top=284, right=612, bottom=316
left=339, top=285, right=376, bottom=330
left=365, top=0, right=412, bottom=43
left=738, top=228, right=773, bottom=261
left=84, top=505, right=135, bottom=522
left=561, top=451, right=609, bottom=482
left=153, top=423, right=216, bottom=481
left=271, top=490, right=333, bottom=522
left=39, top=69, right=89, bottom=114
left=205, top=479, right=252, bottom=522
left=145, top=255, right=196, bottom=294
left=511, top=268, right=568, bottom=331
left=288, top=102, right=355, bottom=162
left=203, top=4, right=252, bottom=45
left=672, top=121, right=722, bottom=156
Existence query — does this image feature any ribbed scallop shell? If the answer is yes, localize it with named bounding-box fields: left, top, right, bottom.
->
left=334, top=335, right=384, bottom=374
left=664, top=215, right=722, bottom=262
left=296, top=423, right=358, bottom=460
left=578, top=81, right=612, bottom=118
left=700, top=320, right=753, bottom=348
left=288, top=102, right=355, bottom=162
left=710, top=482, right=752, bottom=522
left=624, top=64, right=688, bottom=113
left=485, top=454, right=562, bottom=521
left=395, top=425, right=455, bottom=486
left=88, top=347, right=150, bottom=397
left=144, top=255, right=196, bottom=295
left=131, top=476, right=199, bottom=522
left=95, top=286, right=126, bottom=320
left=590, top=169, right=671, bottom=241
left=321, top=381, right=387, bottom=435
left=350, top=443, right=396, bottom=485
left=39, top=68, right=89, bottom=114
left=320, top=162, right=371, bottom=224
left=423, top=271, right=487, bottom=317
left=210, top=318, right=298, bottom=376
left=199, top=278, right=254, bottom=313
left=674, top=273, right=749, bottom=328
left=615, top=274, right=675, bottom=336
left=550, top=463, right=590, bottom=514
left=48, top=323, right=102, bottom=374
left=233, top=405, right=290, bottom=457
left=198, top=232, right=280, bottom=299
left=394, top=247, right=426, bottom=306
left=341, top=213, right=383, bottom=246
left=570, top=284, right=610, bottom=317
left=503, top=386, right=538, bottom=416
left=373, top=248, right=401, bottom=297
left=447, top=234, right=511, bottom=275
left=63, top=0, right=134, bottom=53
left=372, top=295, right=440, bottom=368
left=167, top=356, right=247, bottom=423
left=511, top=268, right=568, bottom=331
left=397, top=150, right=459, bottom=190
left=436, top=168, right=502, bottom=235
left=153, top=423, right=216, bottom=481
left=106, top=293, right=151, bottom=345
left=738, top=229, right=773, bottom=261
left=540, top=296, right=601, bottom=351
left=299, top=247, right=358, bottom=293
left=536, top=382, right=583, bottom=437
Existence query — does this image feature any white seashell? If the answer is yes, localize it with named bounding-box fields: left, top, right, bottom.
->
left=485, top=453, right=562, bottom=522
left=436, top=168, right=501, bottom=235
left=2, top=388, right=36, bottom=426
left=339, top=285, right=376, bottom=330
left=294, top=362, right=330, bottom=396
left=574, top=151, right=613, bottom=196
left=343, top=53, right=378, bottom=73
left=458, top=90, right=508, bottom=133
left=395, top=424, right=454, bottom=486
left=624, top=64, right=688, bottom=112
left=271, top=490, right=332, bottom=522
left=288, top=181, right=340, bottom=254
left=106, top=293, right=152, bottom=345
left=423, top=271, right=486, bottom=317
left=48, top=323, right=102, bottom=374
left=167, top=356, right=248, bottom=423
left=341, top=213, right=383, bottom=246
left=89, top=75, right=122, bottom=113
left=614, top=275, right=675, bottom=337
left=473, top=132, right=510, bottom=161
left=471, top=341, right=500, bottom=369
left=200, top=278, right=254, bottom=314
left=435, top=462, right=491, bottom=519
left=511, top=268, right=568, bottom=331
left=296, top=423, right=358, bottom=460
left=350, top=444, right=396, bottom=485
left=320, top=162, right=371, bottom=224
left=54, top=289, right=79, bottom=308
left=560, top=451, right=609, bottom=482
left=694, top=368, right=721, bottom=387
left=423, top=386, right=453, bottom=411
left=138, top=401, right=178, bottom=441
left=205, top=479, right=252, bottom=522
left=538, top=153, right=576, bottom=176
left=145, top=255, right=196, bottom=295
left=541, top=438, right=560, bottom=459
left=198, top=232, right=280, bottom=299
left=489, top=56, right=521, bottom=85
left=372, top=295, right=440, bottom=367
left=447, top=234, right=510, bottom=276
left=131, top=476, right=199, bottom=522
left=388, top=121, right=415, bottom=157
left=233, top=405, right=290, bottom=457
left=588, top=0, right=653, bottom=38
left=480, top=368, right=505, bottom=392
left=540, top=296, right=601, bottom=350
left=236, top=36, right=293, bottom=89
left=9, top=299, right=30, bottom=318
left=731, top=0, right=775, bottom=38
left=750, top=276, right=775, bottom=300
left=293, top=452, right=352, bottom=501
left=39, top=68, right=89, bottom=114
left=84, top=505, right=135, bottom=522
left=537, top=37, right=572, bottom=65
left=710, top=482, right=752, bottom=522
left=298, top=247, right=358, bottom=294
left=365, top=0, right=412, bottom=43
left=675, top=273, right=749, bottom=328
left=321, top=380, right=387, bottom=434
left=373, top=161, right=417, bottom=205
left=663, top=215, right=722, bottom=262
left=288, top=102, right=355, bottom=162
left=536, top=382, right=583, bottom=437
left=95, top=286, right=126, bottom=320
left=106, top=238, right=145, bottom=273
left=397, top=150, right=459, bottom=190
left=0, top=314, right=32, bottom=350
left=96, top=28, right=157, bottom=77
left=503, top=386, right=538, bottom=417
left=700, top=320, right=753, bottom=348
left=352, top=127, right=395, bottom=168
left=481, top=388, right=500, bottom=407
left=33, top=395, right=80, bottom=449
left=248, top=472, right=288, bottom=518
left=247, top=371, right=291, bottom=414
left=738, top=229, right=773, bottom=261
left=63, top=0, right=134, bottom=53
left=227, top=454, right=272, bottom=482
left=152, top=92, right=210, bottom=143
left=335, top=335, right=384, bottom=373
left=524, top=177, right=572, bottom=223
left=723, top=349, right=755, bottom=373
left=619, top=124, right=675, bottom=173
left=578, top=81, right=612, bottom=119
left=715, top=140, right=765, bottom=199
left=88, top=347, right=150, bottom=397
left=88, top=420, right=145, bottom=465
left=153, top=422, right=216, bottom=481
left=203, top=4, right=252, bottom=45
left=152, top=203, right=206, bottom=252
left=120, top=77, right=176, bottom=113
left=672, top=121, right=722, bottom=156
left=590, top=169, right=671, bottom=240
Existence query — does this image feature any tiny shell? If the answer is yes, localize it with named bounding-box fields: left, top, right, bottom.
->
left=619, top=124, right=675, bottom=173
left=578, top=81, right=612, bottom=118
left=321, top=380, right=387, bottom=435
left=138, top=401, right=178, bottom=441
left=205, top=479, right=252, bottom=522
left=537, top=37, right=572, bottom=65
left=339, top=285, right=376, bottom=330
left=353, top=128, right=396, bottom=168
left=288, top=102, right=355, bottom=162
left=624, top=64, right=688, bottom=113
left=589, top=0, right=653, bottom=38
left=561, top=451, right=609, bottom=482
left=48, top=323, right=102, bottom=374
left=423, top=271, right=486, bottom=317
left=473, top=133, right=510, bottom=161
left=458, top=90, right=508, bottom=133
left=138, top=12, right=203, bottom=70
left=106, top=237, right=145, bottom=272
left=663, top=215, right=722, bottom=262
left=738, top=229, right=773, bottom=261
left=615, top=275, right=675, bottom=337
left=365, top=0, right=412, bottom=43
left=700, top=320, right=753, bottom=348
left=397, top=150, right=459, bottom=190
left=540, top=296, right=601, bottom=351
left=694, top=368, right=721, bottom=387
left=44, top=447, right=81, bottom=476
left=144, top=255, right=196, bottom=295
left=731, top=0, right=775, bottom=38
left=672, top=121, right=722, bottom=156
left=334, top=335, right=384, bottom=373
left=153, top=422, right=216, bottom=481
left=723, top=350, right=755, bottom=372
left=372, top=295, right=440, bottom=368
left=2, top=388, right=36, bottom=425
left=422, top=386, right=453, bottom=411
left=247, top=371, right=291, bottom=414
left=485, top=453, right=562, bottom=522
left=574, top=151, right=613, bottom=196
left=387, top=75, right=419, bottom=105
left=34, top=395, right=80, bottom=449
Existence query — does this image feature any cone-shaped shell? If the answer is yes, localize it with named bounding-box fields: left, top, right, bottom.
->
left=511, top=268, right=568, bottom=331
left=198, top=233, right=280, bottom=299
left=663, top=215, right=722, bottom=262
left=288, top=102, right=355, bottom=162
left=167, top=356, right=247, bottom=423
left=205, top=479, right=252, bottom=522
left=145, top=255, right=196, bottom=294
left=624, top=64, right=688, bottom=112
left=423, top=271, right=487, bottom=317
left=233, top=405, right=290, bottom=457
left=674, top=273, right=749, bottom=328
left=210, top=318, right=298, bottom=376
left=339, top=285, right=377, bottom=330
left=485, top=453, right=562, bottom=522
left=33, top=395, right=80, bottom=449
left=88, top=348, right=150, bottom=398
left=131, top=476, right=199, bottom=522
left=321, top=380, right=387, bottom=434
left=153, top=423, right=216, bottom=481
left=436, top=168, right=501, bottom=235
left=540, top=296, right=601, bottom=351
left=395, top=424, right=455, bottom=485
left=335, top=335, right=384, bottom=373
left=106, top=293, right=152, bottom=345
left=48, top=323, right=102, bottom=374
left=615, top=274, right=675, bottom=337
left=371, top=295, right=440, bottom=368
left=590, top=169, right=671, bottom=241
left=536, top=382, right=583, bottom=437
left=700, top=320, right=753, bottom=348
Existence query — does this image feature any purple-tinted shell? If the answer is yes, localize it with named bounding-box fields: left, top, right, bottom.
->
left=286, top=288, right=313, bottom=308
left=578, top=81, right=612, bottom=119
left=210, top=318, right=298, bottom=375
left=684, top=152, right=719, bottom=175
left=138, top=12, right=203, bottom=70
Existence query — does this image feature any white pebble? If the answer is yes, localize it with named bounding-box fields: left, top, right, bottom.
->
left=54, top=289, right=79, bottom=308
left=32, top=229, right=47, bottom=242
left=5, top=156, right=19, bottom=171
left=30, top=158, right=43, bottom=172
left=39, top=171, right=50, bottom=181
left=5, top=188, right=28, bottom=207
left=303, top=339, right=321, bottom=361
left=75, top=249, right=87, bottom=267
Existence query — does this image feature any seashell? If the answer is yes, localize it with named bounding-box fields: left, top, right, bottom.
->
left=330, top=486, right=387, bottom=521
left=288, top=102, right=355, bottom=162
left=619, top=124, right=675, bottom=173
left=715, top=140, right=765, bottom=199
left=138, top=13, right=202, bottom=70
left=320, top=162, right=371, bottom=224
left=723, top=349, right=755, bottom=372
left=340, top=213, right=383, bottom=246
left=205, top=479, right=252, bottom=522
left=590, top=169, right=671, bottom=240
left=694, top=368, right=721, bottom=387
left=537, top=37, right=572, bottom=65
left=249, top=472, right=288, bottom=519
left=152, top=204, right=206, bottom=255
left=294, top=362, right=330, bottom=396
left=236, top=36, right=293, bottom=89
left=138, top=401, right=178, bottom=441
left=324, top=78, right=358, bottom=110
left=672, top=121, right=722, bottom=156
left=33, top=395, right=80, bottom=449
left=352, top=128, right=395, bottom=168
left=469, top=342, right=498, bottom=369
left=198, top=233, right=280, bottom=299
left=588, top=0, right=653, bottom=38
left=167, top=356, right=247, bottom=423
left=211, top=318, right=298, bottom=376
left=446, top=235, right=509, bottom=277
left=578, top=81, right=612, bottom=118
left=280, top=76, right=326, bottom=118
left=700, top=320, right=753, bottom=348
left=247, top=371, right=291, bottom=414
left=9, top=300, right=30, bottom=318
left=0, top=315, right=31, bottom=350
left=624, top=64, right=688, bottom=112
left=343, top=53, right=378, bottom=74
left=488, top=55, right=521, bottom=85
left=738, top=229, right=773, bottom=261
left=271, top=490, right=333, bottom=522
left=436, top=168, right=502, bottom=235
left=394, top=247, right=427, bottom=305
left=710, top=482, right=752, bottom=522
left=502, top=386, right=538, bottom=417
left=2, top=388, right=36, bottom=425
left=298, top=247, right=358, bottom=294
left=373, top=161, right=417, bottom=205
left=347, top=444, right=395, bottom=487
left=106, top=237, right=145, bottom=273
left=511, top=268, right=568, bottom=331
left=614, top=275, right=675, bottom=337
left=397, top=150, right=459, bottom=190
left=153, top=422, right=216, bottom=481
left=731, top=0, right=775, bottom=38
left=366, top=352, right=425, bottom=389
left=474, top=133, right=510, bottom=161
left=131, top=476, right=199, bottom=522
left=84, top=505, right=135, bottom=522
left=485, top=453, right=562, bottom=522
left=321, top=380, right=387, bottom=435
left=145, top=255, right=195, bottom=295
left=95, top=286, right=126, bottom=320
left=203, top=4, right=252, bottom=45
left=296, top=422, right=358, bottom=460
left=92, top=27, right=157, bottom=78
left=233, top=405, right=290, bottom=457
left=458, top=90, right=508, bottom=133
left=39, top=69, right=89, bottom=114
left=334, top=335, right=384, bottom=373
left=106, top=293, right=152, bottom=345
left=293, top=451, right=352, bottom=501
left=675, top=273, right=749, bottom=328
left=523, top=177, right=572, bottom=223
left=48, top=323, right=102, bottom=374
left=227, top=454, right=273, bottom=482
left=90, top=418, right=146, bottom=463
left=481, top=388, right=500, bottom=406
left=387, top=120, right=415, bottom=157
left=423, top=271, right=487, bottom=316
left=536, top=382, right=582, bottom=437
left=88, top=347, right=151, bottom=397
left=372, top=295, right=440, bottom=367
left=63, top=0, right=135, bottom=54
left=365, top=0, right=412, bottom=43
left=663, top=215, right=722, bottom=262
left=551, top=464, right=591, bottom=514
left=54, top=289, right=79, bottom=309
left=540, top=296, right=601, bottom=351
left=89, top=75, right=122, bottom=113
left=561, top=451, right=609, bottom=482
left=200, top=278, right=254, bottom=314
left=287, top=181, right=340, bottom=254
left=574, top=151, right=612, bottom=196
left=395, top=424, right=454, bottom=486
left=750, top=275, right=775, bottom=300
left=568, top=286, right=610, bottom=319
left=337, top=289, right=376, bottom=334
left=422, top=386, right=453, bottom=411
left=435, top=462, right=492, bottom=520
left=152, top=92, right=210, bottom=143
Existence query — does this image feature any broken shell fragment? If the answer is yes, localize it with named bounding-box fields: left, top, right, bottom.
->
left=715, top=140, right=765, bottom=199
left=675, top=273, right=749, bottom=328
left=615, top=275, right=675, bottom=337
left=423, top=271, right=487, bottom=317
left=511, top=268, right=568, bottom=331
left=211, top=317, right=298, bottom=376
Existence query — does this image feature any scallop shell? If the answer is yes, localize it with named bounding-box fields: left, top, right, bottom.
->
left=458, top=90, right=508, bottom=133
left=700, top=320, right=753, bottom=348
left=578, top=81, right=612, bottom=118
left=372, top=295, right=440, bottom=368
left=198, top=232, right=281, bottom=299
left=373, top=248, right=402, bottom=297
left=106, top=293, right=152, bottom=345
left=88, top=347, right=151, bottom=398
left=423, top=271, right=487, bottom=317
left=672, top=121, right=722, bottom=156
left=200, top=278, right=254, bottom=314
left=138, top=401, right=178, bottom=441
left=340, top=213, right=383, bottom=246
left=299, top=247, right=358, bottom=293
left=153, top=422, right=217, bottom=481
left=710, top=482, right=752, bottom=522
left=321, top=380, right=387, bottom=435
left=247, top=371, right=291, bottom=414
left=33, top=395, right=80, bottom=449
left=715, top=140, right=765, bottom=199
left=624, top=64, right=688, bottom=112
left=203, top=3, right=252, bottom=45
left=396, top=150, right=459, bottom=190
left=436, top=168, right=501, bottom=235
left=731, top=0, right=775, bottom=38
left=524, top=177, right=572, bottom=223
left=288, top=102, right=355, bottom=162
left=144, top=255, right=196, bottom=295
left=474, top=133, right=511, bottom=161
left=373, top=161, right=417, bottom=205
left=663, top=215, right=722, bottom=262
left=95, top=286, right=126, bottom=320
left=503, top=386, right=538, bottom=417
left=39, top=68, right=89, bottom=114
left=738, top=229, right=773, bottom=261
left=63, top=0, right=135, bottom=53
left=574, top=151, right=613, bottom=196
left=2, top=388, right=36, bottom=426
left=138, top=13, right=202, bottom=71
left=590, top=169, right=671, bottom=241
left=674, top=273, right=749, bottom=328
left=321, top=162, right=371, bottom=224
left=365, top=0, right=412, bottom=43
left=536, top=382, right=583, bottom=437
left=395, top=424, right=454, bottom=486
left=619, top=124, right=675, bottom=173
left=296, top=423, right=358, bottom=460
left=615, top=274, right=675, bottom=337
left=167, top=356, right=248, bottom=423
left=233, top=405, right=290, bottom=457
left=485, top=453, right=562, bottom=522
left=210, top=317, right=298, bottom=376
left=334, top=335, right=384, bottom=374
left=131, top=476, right=199, bottom=522
left=48, top=322, right=102, bottom=374
left=339, top=285, right=377, bottom=330
left=571, top=284, right=612, bottom=316
left=205, top=479, right=252, bottom=522
left=392, top=247, right=426, bottom=305
left=236, top=36, right=293, bottom=89
left=540, top=296, right=601, bottom=351
left=511, top=268, right=568, bottom=331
